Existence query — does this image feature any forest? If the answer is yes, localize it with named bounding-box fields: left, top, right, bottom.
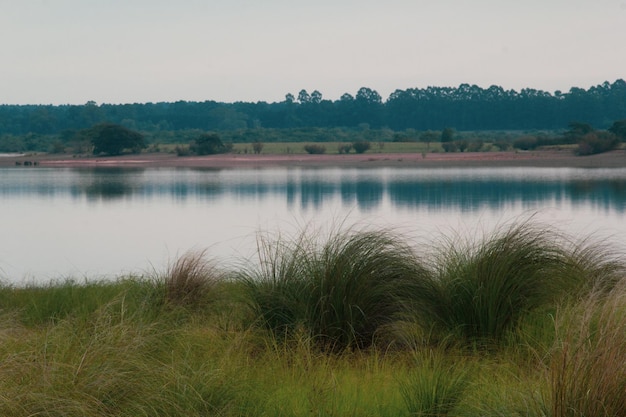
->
left=1, top=79, right=625, bottom=134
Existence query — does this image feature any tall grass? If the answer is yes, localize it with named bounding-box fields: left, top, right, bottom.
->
left=548, top=279, right=626, bottom=417
left=241, top=227, right=430, bottom=351
left=399, top=351, right=472, bottom=416
left=0, top=277, right=154, bottom=326
left=408, top=222, right=590, bottom=344
left=158, top=249, right=224, bottom=309
left=1, top=221, right=625, bottom=415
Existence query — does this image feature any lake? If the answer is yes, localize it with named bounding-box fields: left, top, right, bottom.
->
left=1, top=166, right=626, bottom=283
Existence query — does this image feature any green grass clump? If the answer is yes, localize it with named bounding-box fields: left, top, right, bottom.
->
left=241, top=227, right=430, bottom=351
left=158, top=249, right=224, bottom=310
left=0, top=277, right=154, bottom=326
left=409, top=222, right=584, bottom=344
left=399, top=351, right=472, bottom=416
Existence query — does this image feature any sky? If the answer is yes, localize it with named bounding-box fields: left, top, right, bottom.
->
left=1, top=0, right=625, bottom=105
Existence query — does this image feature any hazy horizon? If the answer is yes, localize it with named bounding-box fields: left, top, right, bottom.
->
left=1, top=1, right=625, bottom=106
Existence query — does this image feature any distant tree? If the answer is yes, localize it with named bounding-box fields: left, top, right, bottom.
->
left=420, top=130, right=439, bottom=150
left=566, top=121, right=594, bottom=138
left=513, top=135, right=539, bottom=150
left=89, top=123, right=145, bottom=156
left=441, top=127, right=455, bottom=143
left=608, top=119, right=626, bottom=141
left=338, top=143, right=352, bottom=154
left=310, top=90, right=323, bottom=104
left=352, top=140, right=371, bottom=154
left=190, top=133, right=230, bottom=155
left=441, top=142, right=458, bottom=152
left=304, top=144, right=326, bottom=154
left=576, top=131, right=619, bottom=156
left=252, top=141, right=264, bottom=154
left=492, top=140, right=511, bottom=151
left=298, top=89, right=311, bottom=104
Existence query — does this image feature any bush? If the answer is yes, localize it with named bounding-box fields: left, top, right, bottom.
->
left=337, top=143, right=353, bottom=154
left=303, top=144, right=326, bottom=154
left=190, top=133, right=231, bottom=155
left=90, top=123, right=146, bottom=156
left=492, top=140, right=510, bottom=151
left=252, top=141, right=264, bottom=154
left=352, top=141, right=371, bottom=154
left=512, top=135, right=539, bottom=150
left=441, top=142, right=457, bottom=152
left=576, top=131, right=619, bottom=156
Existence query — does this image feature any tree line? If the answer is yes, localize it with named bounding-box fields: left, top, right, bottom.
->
left=1, top=80, right=625, bottom=137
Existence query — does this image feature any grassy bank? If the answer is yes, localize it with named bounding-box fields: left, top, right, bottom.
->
left=1, top=222, right=625, bottom=416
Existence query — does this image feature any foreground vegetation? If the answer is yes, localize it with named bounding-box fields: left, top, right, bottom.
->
left=1, top=221, right=625, bottom=416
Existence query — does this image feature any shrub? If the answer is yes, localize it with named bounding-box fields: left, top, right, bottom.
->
left=352, top=141, right=371, bottom=154
left=441, top=142, right=457, bottom=152
left=304, top=144, right=326, bottom=154
left=492, top=140, right=510, bottom=151
left=252, top=141, right=264, bottom=154
left=467, top=139, right=484, bottom=152
left=337, top=143, right=353, bottom=154
left=513, top=135, right=539, bottom=150
left=576, top=131, right=619, bottom=155
left=175, top=145, right=191, bottom=156
left=190, top=133, right=231, bottom=155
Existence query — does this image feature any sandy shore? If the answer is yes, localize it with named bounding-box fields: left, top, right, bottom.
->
left=1, top=150, right=625, bottom=169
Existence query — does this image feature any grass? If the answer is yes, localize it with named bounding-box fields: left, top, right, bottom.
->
left=548, top=279, right=626, bottom=417
left=240, top=227, right=430, bottom=351
left=1, top=222, right=625, bottom=416
left=408, top=222, right=580, bottom=345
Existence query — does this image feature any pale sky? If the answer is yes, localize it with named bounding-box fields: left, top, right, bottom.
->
left=1, top=0, right=625, bottom=105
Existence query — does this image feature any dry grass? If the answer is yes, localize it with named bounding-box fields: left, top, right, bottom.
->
left=549, top=279, right=626, bottom=417
left=162, top=249, right=223, bottom=309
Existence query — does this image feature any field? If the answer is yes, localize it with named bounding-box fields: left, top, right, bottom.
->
left=1, top=222, right=625, bottom=416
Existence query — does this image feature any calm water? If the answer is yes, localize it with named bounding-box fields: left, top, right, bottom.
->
left=1, top=166, right=626, bottom=283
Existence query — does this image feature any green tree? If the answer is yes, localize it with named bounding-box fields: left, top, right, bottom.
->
left=420, top=130, right=439, bottom=150
left=441, top=127, right=455, bottom=143
left=89, top=123, right=145, bottom=156
left=190, top=133, right=230, bottom=155
left=576, top=131, right=619, bottom=155
left=252, top=141, right=264, bottom=154
left=608, top=119, right=626, bottom=141
left=566, top=121, right=594, bottom=138
left=352, top=140, right=371, bottom=154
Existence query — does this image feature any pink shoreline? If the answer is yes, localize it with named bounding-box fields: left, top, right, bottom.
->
left=2, top=150, right=625, bottom=169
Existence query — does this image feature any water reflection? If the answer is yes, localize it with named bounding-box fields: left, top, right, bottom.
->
left=2, top=166, right=626, bottom=282
left=2, top=167, right=626, bottom=213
